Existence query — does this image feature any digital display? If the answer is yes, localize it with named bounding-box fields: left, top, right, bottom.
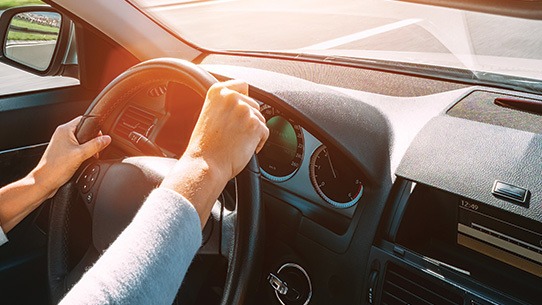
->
left=264, top=116, right=298, bottom=162
left=457, top=200, right=542, bottom=278
left=258, top=105, right=304, bottom=182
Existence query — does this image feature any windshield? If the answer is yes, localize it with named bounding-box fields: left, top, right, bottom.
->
left=130, top=0, right=542, bottom=92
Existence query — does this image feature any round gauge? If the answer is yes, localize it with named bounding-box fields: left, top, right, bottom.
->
left=310, top=145, right=363, bottom=208
left=258, top=105, right=304, bottom=182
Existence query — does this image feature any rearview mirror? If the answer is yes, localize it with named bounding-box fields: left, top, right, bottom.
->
left=4, top=11, right=61, bottom=71
left=0, top=6, right=70, bottom=75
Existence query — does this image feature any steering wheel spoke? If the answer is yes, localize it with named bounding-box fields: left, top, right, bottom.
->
left=198, top=200, right=230, bottom=256
left=74, top=160, right=111, bottom=215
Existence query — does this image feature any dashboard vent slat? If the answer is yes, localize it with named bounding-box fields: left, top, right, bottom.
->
left=382, top=264, right=463, bottom=305
left=114, top=106, right=156, bottom=140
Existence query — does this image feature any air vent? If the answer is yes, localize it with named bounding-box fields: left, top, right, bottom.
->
left=147, top=85, right=167, bottom=98
left=114, top=106, right=156, bottom=140
left=382, top=263, right=463, bottom=305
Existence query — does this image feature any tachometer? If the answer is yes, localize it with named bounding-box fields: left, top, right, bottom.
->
left=258, top=105, right=304, bottom=182
left=310, top=145, right=363, bottom=208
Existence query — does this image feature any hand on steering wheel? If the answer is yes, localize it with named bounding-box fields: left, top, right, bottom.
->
left=161, top=80, right=268, bottom=228
left=31, top=117, right=111, bottom=200
left=48, top=58, right=267, bottom=305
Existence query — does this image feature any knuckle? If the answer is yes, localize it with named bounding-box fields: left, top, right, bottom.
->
left=245, top=97, right=259, bottom=110
left=249, top=115, right=266, bottom=132
left=56, top=124, right=66, bottom=133
left=207, top=83, right=224, bottom=98
left=209, top=82, right=224, bottom=92
left=223, top=90, right=238, bottom=102
left=247, top=116, right=258, bottom=128
left=238, top=102, right=252, bottom=116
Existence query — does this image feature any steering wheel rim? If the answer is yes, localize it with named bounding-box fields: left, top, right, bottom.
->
left=47, top=58, right=264, bottom=305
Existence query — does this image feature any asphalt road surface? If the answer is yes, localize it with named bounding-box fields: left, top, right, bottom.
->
left=0, top=63, right=78, bottom=96
left=2, top=0, right=541, bottom=96
left=149, top=0, right=542, bottom=60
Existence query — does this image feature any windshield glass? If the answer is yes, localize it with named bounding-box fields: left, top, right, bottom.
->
left=130, top=0, right=542, bottom=91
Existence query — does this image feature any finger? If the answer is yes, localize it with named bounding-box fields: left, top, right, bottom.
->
left=220, top=79, right=249, bottom=96
left=94, top=131, right=104, bottom=158
left=64, top=116, right=83, bottom=131
left=79, top=135, right=112, bottom=160
left=255, top=123, right=269, bottom=154
left=235, top=94, right=264, bottom=122
left=251, top=106, right=266, bottom=124
left=238, top=94, right=260, bottom=111
left=55, top=116, right=83, bottom=144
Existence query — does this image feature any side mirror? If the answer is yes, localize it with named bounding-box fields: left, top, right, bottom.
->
left=0, top=6, right=70, bottom=76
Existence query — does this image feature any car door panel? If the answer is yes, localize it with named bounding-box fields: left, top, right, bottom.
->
left=0, top=86, right=95, bottom=304
left=0, top=4, right=141, bottom=301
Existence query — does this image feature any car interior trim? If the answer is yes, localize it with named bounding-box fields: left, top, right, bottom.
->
left=0, top=142, right=48, bottom=156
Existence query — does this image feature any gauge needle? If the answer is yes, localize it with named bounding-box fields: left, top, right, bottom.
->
left=326, top=149, right=338, bottom=179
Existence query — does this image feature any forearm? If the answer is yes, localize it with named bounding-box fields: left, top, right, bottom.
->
left=61, top=156, right=218, bottom=304
left=160, top=154, right=228, bottom=228
left=0, top=117, right=111, bottom=235
left=0, top=169, right=53, bottom=233
left=60, top=188, right=202, bottom=305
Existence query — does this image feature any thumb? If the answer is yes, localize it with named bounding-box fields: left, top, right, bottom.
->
left=79, top=135, right=112, bottom=160
left=220, top=79, right=249, bottom=96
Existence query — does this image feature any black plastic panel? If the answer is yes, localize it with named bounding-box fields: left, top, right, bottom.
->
left=0, top=86, right=94, bottom=151
left=367, top=244, right=528, bottom=305
left=388, top=184, right=541, bottom=302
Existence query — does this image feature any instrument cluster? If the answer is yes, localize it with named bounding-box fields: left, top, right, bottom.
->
left=258, top=104, right=364, bottom=213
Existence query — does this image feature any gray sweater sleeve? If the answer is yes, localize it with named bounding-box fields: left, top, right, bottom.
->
left=60, top=188, right=202, bottom=305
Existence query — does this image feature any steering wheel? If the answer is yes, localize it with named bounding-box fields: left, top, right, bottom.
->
left=47, top=58, right=264, bottom=305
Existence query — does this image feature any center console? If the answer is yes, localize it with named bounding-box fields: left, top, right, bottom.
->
left=365, top=97, right=542, bottom=305
left=367, top=181, right=540, bottom=305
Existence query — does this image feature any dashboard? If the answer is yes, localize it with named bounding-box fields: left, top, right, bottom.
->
left=103, top=80, right=367, bottom=223
left=2, top=0, right=542, bottom=304
left=257, top=104, right=364, bottom=214
left=99, top=57, right=542, bottom=305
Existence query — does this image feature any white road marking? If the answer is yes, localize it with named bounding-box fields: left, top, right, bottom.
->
left=301, top=18, right=422, bottom=50
left=150, top=0, right=238, bottom=12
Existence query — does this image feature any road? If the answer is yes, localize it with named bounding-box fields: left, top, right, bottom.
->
left=147, top=0, right=542, bottom=78
left=0, top=63, right=78, bottom=96
left=2, top=0, right=542, bottom=95
left=149, top=0, right=542, bottom=59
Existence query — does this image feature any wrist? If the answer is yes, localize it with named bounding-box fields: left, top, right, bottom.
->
left=161, top=154, right=228, bottom=196
left=160, top=154, right=228, bottom=228
left=28, top=165, right=58, bottom=200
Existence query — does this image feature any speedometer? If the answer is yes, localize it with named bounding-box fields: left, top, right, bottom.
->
left=310, top=145, right=363, bottom=208
left=258, top=105, right=304, bottom=182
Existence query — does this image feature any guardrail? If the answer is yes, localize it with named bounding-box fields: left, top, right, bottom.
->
left=9, top=25, right=58, bottom=36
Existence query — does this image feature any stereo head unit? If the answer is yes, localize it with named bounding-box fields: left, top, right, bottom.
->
left=458, top=199, right=542, bottom=278
left=391, top=183, right=541, bottom=305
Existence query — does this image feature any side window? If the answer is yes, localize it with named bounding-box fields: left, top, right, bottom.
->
left=0, top=0, right=80, bottom=96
